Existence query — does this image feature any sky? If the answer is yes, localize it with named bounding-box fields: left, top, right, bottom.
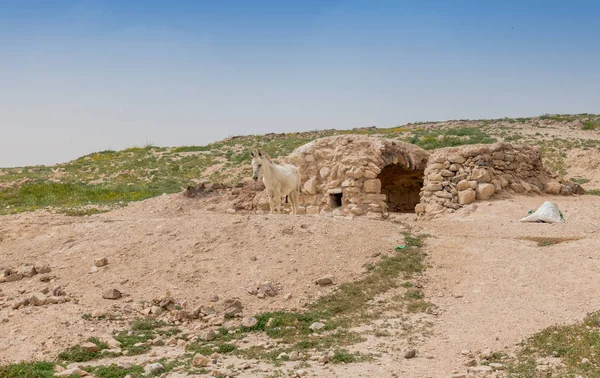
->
left=1, top=0, right=599, bottom=167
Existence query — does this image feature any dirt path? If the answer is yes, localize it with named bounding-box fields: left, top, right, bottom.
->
left=2, top=193, right=600, bottom=377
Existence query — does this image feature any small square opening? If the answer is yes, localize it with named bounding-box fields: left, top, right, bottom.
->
left=329, top=193, right=343, bottom=208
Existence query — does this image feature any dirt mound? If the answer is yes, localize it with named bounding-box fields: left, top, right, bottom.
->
left=0, top=192, right=407, bottom=363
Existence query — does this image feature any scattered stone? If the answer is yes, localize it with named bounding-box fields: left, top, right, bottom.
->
left=18, top=265, right=37, bottom=278
left=30, top=292, right=47, bottom=306
left=210, top=295, right=219, bottom=302
left=92, top=310, right=107, bottom=318
left=201, top=330, right=216, bottom=341
left=208, top=315, right=225, bottom=326
left=404, top=349, right=417, bottom=359
left=94, top=257, right=108, bottom=267
left=52, top=286, right=66, bottom=297
left=316, top=276, right=333, bottom=286
left=55, top=367, right=86, bottom=377
left=309, top=322, right=326, bottom=331
left=35, top=264, right=51, bottom=274
left=81, top=342, right=100, bottom=352
left=581, top=358, right=590, bottom=364
left=192, top=354, right=210, bottom=367
left=489, top=362, right=505, bottom=370
left=223, top=298, right=243, bottom=315
left=88, top=266, right=98, bottom=274
left=144, top=363, right=164, bottom=375
left=241, top=317, right=258, bottom=328
left=102, top=289, right=122, bottom=300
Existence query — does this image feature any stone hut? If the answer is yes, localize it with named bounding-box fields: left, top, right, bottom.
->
left=280, top=136, right=581, bottom=218
left=415, top=142, right=581, bottom=218
left=286, top=135, right=430, bottom=215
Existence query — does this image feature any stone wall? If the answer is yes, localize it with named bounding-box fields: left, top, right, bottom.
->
left=286, top=135, right=430, bottom=216
left=415, top=142, right=582, bottom=217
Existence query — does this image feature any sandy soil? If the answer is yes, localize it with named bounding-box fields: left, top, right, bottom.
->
left=1, top=192, right=600, bottom=377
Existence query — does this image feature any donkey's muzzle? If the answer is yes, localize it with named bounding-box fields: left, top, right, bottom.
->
left=252, top=176, right=258, bottom=182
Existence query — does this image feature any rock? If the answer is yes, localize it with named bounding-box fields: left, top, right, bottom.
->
left=510, top=183, right=525, bottom=193
left=81, top=342, right=100, bottom=352
left=404, top=349, right=417, bottom=359
left=489, top=362, right=505, bottom=370
left=55, top=367, right=86, bottom=377
left=476, top=183, right=495, bottom=200
left=102, top=289, right=122, bottom=300
left=450, top=374, right=467, bottom=378
left=166, top=337, right=178, bottom=346
left=545, top=180, right=562, bottom=194
left=208, top=314, right=225, bottom=326
left=201, top=330, right=216, bottom=341
left=210, top=295, right=219, bottom=302
left=144, top=363, right=164, bottom=375
left=456, top=180, right=470, bottom=191
left=458, top=189, right=476, bottom=205
left=471, top=168, right=491, bottom=183
left=363, top=179, right=381, bottom=193
left=192, top=353, right=210, bottom=367
left=88, top=266, right=98, bottom=274
left=441, top=169, right=455, bottom=177
left=106, top=338, right=121, bottom=349
left=52, top=286, right=66, bottom=297
left=309, top=322, right=326, bottom=331
left=449, top=164, right=460, bottom=172
left=94, top=258, right=108, bottom=267
left=12, top=297, right=29, bottom=309
left=242, top=317, right=258, bottom=328
left=91, top=310, right=107, bottom=318
left=316, top=276, right=333, bottom=286
left=448, top=155, right=467, bottom=164
left=467, top=366, right=493, bottom=374
left=581, top=358, right=590, bottom=364
left=18, top=265, right=37, bottom=278
left=226, top=208, right=236, bottom=214
left=303, top=179, right=318, bottom=195
left=30, top=292, right=47, bottom=306
left=223, top=298, right=243, bottom=315
left=4, top=273, right=23, bottom=282
left=35, top=264, right=51, bottom=274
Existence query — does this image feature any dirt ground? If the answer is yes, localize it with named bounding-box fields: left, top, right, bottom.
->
left=1, top=192, right=600, bottom=377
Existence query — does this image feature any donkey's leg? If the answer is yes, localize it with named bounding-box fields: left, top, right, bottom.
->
left=274, top=188, right=282, bottom=214
left=267, top=189, right=275, bottom=214
left=290, top=190, right=298, bottom=215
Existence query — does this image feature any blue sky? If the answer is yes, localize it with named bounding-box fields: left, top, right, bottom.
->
left=1, top=0, right=599, bottom=167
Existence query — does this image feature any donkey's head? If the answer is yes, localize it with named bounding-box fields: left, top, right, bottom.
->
left=250, top=150, right=268, bottom=181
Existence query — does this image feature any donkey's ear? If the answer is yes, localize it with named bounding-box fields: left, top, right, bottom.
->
left=258, top=150, right=263, bottom=157
left=249, top=150, right=256, bottom=157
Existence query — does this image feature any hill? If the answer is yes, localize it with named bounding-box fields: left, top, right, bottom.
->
left=1, top=113, right=600, bottom=216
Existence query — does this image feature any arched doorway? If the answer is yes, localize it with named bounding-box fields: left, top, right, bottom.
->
left=377, top=164, right=424, bottom=213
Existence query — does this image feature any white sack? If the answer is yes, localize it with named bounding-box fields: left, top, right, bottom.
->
left=520, top=201, right=564, bottom=223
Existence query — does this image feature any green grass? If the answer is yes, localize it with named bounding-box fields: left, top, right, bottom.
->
left=84, top=364, right=145, bottom=378
left=506, top=311, right=600, bottom=377
left=186, top=233, right=429, bottom=363
left=0, top=361, right=57, bottom=378
left=57, top=337, right=109, bottom=363
left=405, top=127, right=496, bottom=150
left=586, top=189, right=600, bottom=196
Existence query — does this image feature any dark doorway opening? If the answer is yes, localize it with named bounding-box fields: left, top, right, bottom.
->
left=329, top=193, right=343, bottom=209
left=377, top=164, right=424, bottom=213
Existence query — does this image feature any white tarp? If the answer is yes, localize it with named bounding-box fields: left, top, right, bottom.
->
left=520, top=201, right=565, bottom=223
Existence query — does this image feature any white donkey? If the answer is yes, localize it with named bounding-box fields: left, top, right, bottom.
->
left=251, top=150, right=301, bottom=215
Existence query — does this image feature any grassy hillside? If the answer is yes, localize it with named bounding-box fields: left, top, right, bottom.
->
left=1, top=113, right=599, bottom=215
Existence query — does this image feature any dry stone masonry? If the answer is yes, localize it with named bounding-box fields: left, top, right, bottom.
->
left=228, top=136, right=582, bottom=218
left=286, top=135, right=430, bottom=216
left=415, top=142, right=582, bottom=218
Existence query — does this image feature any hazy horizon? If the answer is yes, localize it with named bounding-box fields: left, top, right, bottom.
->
left=2, top=0, right=600, bottom=168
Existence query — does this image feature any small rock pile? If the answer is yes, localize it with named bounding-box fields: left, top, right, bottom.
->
left=11, top=285, right=69, bottom=309
left=0, top=264, right=51, bottom=283
left=416, top=142, right=583, bottom=217
left=139, top=293, right=244, bottom=326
